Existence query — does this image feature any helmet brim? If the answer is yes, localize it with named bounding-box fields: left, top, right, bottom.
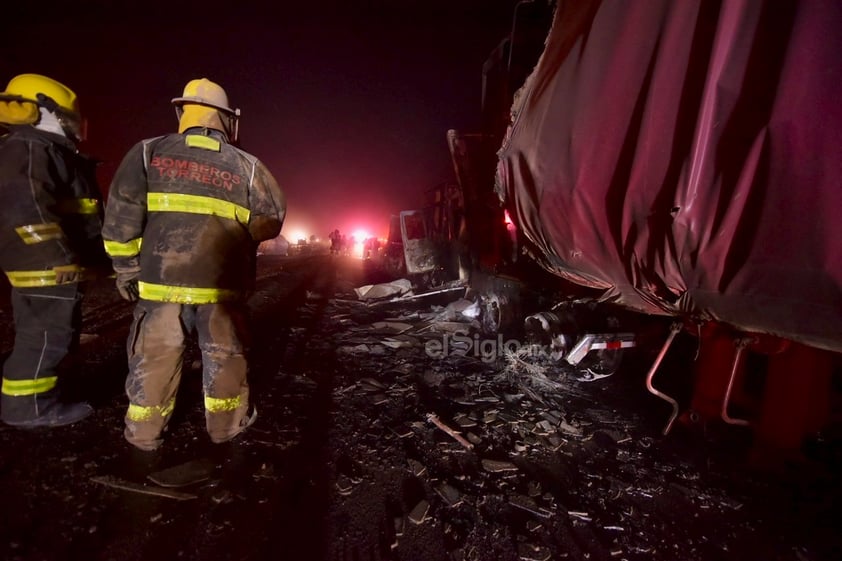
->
left=171, top=97, right=239, bottom=116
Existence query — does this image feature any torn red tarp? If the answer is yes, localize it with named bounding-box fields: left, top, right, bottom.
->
left=497, top=0, right=842, bottom=352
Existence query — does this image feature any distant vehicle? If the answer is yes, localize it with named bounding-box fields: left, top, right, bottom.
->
left=382, top=215, right=408, bottom=277
left=290, top=238, right=314, bottom=255
left=257, top=234, right=290, bottom=256
left=385, top=179, right=472, bottom=285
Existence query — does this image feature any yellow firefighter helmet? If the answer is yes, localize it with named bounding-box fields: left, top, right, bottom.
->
left=0, top=74, right=84, bottom=138
left=172, top=78, right=236, bottom=114
left=0, top=73, right=80, bottom=115
left=171, top=78, right=240, bottom=141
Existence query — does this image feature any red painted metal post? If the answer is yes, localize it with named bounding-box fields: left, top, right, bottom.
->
left=754, top=343, right=833, bottom=454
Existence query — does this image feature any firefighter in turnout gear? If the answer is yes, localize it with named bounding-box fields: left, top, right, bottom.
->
left=0, top=73, right=109, bottom=428
left=102, top=78, right=286, bottom=451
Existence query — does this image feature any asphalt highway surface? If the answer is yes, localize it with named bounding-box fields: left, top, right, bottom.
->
left=0, top=253, right=840, bottom=561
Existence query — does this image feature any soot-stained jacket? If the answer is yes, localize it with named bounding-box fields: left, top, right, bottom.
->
left=102, top=128, right=286, bottom=304
left=0, top=126, right=108, bottom=289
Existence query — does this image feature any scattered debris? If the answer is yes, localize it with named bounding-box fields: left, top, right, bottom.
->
left=304, top=266, right=839, bottom=558
left=408, top=500, right=430, bottom=524
left=210, top=489, right=233, bottom=504
left=453, top=413, right=477, bottom=428
left=517, top=542, right=552, bottom=561
left=389, top=424, right=414, bottom=439
left=381, top=338, right=415, bottom=349
left=91, top=476, right=197, bottom=501
left=407, top=459, right=427, bottom=477
left=435, top=483, right=463, bottom=507
left=339, top=344, right=372, bottom=355
left=526, top=520, right=543, bottom=534
left=354, top=279, right=413, bottom=301
left=558, top=420, right=583, bottom=437
left=393, top=516, right=405, bottom=537
left=509, top=494, right=552, bottom=518
left=426, top=413, right=475, bottom=450
left=335, top=475, right=355, bottom=496
left=481, top=459, right=519, bottom=473
left=147, top=458, right=216, bottom=488
left=371, top=321, right=413, bottom=333
left=433, top=298, right=481, bottom=321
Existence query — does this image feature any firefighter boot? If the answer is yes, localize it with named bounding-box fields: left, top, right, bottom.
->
left=3, top=400, right=93, bottom=429
left=208, top=405, right=257, bottom=444
left=124, top=422, right=166, bottom=452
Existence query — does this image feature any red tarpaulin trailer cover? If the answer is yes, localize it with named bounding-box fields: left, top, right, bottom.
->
left=497, top=0, right=842, bottom=353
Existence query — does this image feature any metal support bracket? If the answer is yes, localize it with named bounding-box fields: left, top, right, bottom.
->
left=645, top=322, right=683, bottom=435
left=721, top=337, right=754, bottom=426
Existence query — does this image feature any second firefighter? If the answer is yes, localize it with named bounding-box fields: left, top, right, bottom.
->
left=102, top=78, right=286, bottom=451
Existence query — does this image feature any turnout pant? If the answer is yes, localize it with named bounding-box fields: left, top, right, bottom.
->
left=123, top=300, right=251, bottom=450
left=1, top=285, right=82, bottom=423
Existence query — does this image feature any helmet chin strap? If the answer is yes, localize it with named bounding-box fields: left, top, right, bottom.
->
left=33, top=93, right=84, bottom=141
left=225, top=111, right=240, bottom=145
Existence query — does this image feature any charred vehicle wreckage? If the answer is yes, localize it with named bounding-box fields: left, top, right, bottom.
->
left=383, top=0, right=842, bottom=461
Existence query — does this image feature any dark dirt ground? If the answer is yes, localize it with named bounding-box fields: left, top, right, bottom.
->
left=1, top=253, right=840, bottom=561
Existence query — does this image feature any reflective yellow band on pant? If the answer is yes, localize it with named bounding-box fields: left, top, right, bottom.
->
left=55, top=198, right=100, bottom=214
left=205, top=394, right=243, bottom=413
left=2, top=376, right=58, bottom=396
left=126, top=398, right=176, bottom=422
left=185, top=134, right=221, bottom=151
left=138, top=281, right=239, bottom=304
left=104, top=237, right=142, bottom=257
left=147, top=192, right=250, bottom=225
left=15, top=222, right=64, bottom=244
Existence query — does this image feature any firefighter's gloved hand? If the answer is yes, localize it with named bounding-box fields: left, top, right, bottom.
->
left=112, top=256, right=140, bottom=301
left=53, top=264, right=83, bottom=285
left=116, top=272, right=139, bottom=301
